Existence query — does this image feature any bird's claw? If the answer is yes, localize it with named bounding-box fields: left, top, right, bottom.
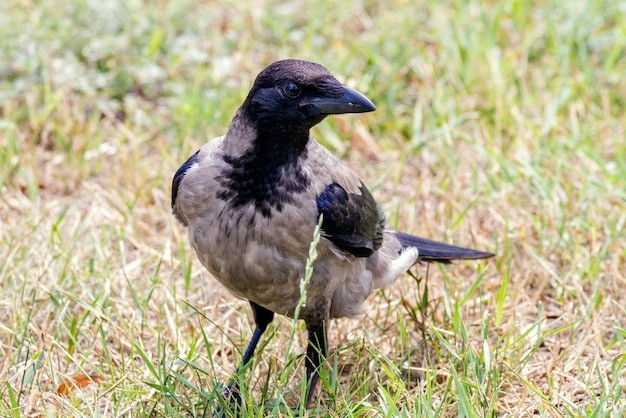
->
left=212, top=385, right=243, bottom=418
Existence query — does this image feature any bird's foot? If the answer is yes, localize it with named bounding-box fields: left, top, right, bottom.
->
left=212, top=384, right=243, bottom=417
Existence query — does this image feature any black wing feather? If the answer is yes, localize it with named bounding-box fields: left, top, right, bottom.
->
left=316, top=183, right=384, bottom=257
left=172, top=150, right=200, bottom=209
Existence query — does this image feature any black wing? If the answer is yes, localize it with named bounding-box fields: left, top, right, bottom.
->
left=171, top=150, right=200, bottom=209
left=316, top=182, right=384, bottom=257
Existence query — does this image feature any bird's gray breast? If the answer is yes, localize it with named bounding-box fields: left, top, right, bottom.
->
left=190, top=196, right=316, bottom=315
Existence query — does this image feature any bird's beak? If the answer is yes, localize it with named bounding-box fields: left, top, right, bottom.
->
left=310, top=86, right=376, bottom=115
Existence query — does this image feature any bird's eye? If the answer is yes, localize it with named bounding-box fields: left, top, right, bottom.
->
left=283, top=82, right=301, bottom=98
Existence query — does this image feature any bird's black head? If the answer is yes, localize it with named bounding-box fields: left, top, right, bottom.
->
left=241, top=59, right=376, bottom=134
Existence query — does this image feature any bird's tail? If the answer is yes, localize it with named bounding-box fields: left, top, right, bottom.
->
left=393, top=231, right=494, bottom=263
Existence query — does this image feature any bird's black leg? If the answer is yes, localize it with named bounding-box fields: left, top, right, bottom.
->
left=303, top=319, right=327, bottom=408
left=222, top=301, right=274, bottom=405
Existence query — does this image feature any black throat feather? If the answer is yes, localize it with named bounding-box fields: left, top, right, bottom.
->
left=216, top=129, right=311, bottom=218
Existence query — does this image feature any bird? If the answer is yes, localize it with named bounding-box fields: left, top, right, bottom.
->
left=171, top=59, right=494, bottom=410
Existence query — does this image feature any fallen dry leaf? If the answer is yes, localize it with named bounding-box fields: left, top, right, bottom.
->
left=57, top=374, right=104, bottom=396
left=351, top=121, right=382, bottom=161
left=336, top=118, right=382, bottom=161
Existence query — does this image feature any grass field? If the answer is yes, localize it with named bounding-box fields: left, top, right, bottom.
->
left=1, top=0, right=625, bottom=416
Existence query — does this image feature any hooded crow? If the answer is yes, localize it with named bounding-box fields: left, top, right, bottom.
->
left=172, top=59, right=493, bottom=409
